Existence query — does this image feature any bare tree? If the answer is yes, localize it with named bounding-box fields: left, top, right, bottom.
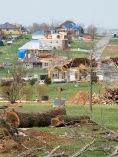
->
left=28, top=22, right=50, bottom=33
left=0, top=65, right=27, bottom=104
left=86, top=24, right=97, bottom=39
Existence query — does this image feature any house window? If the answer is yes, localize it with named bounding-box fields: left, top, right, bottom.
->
left=44, top=63, right=48, bottom=66
left=57, top=35, right=60, bottom=39
left=53, top=73, right=58, bottom=77
left=92, top=72, right=96, bottom=76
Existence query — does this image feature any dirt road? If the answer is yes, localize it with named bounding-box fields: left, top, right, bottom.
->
left=92, top=35, right=112, bottom=61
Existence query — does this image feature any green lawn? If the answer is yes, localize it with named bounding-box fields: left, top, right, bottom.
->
left=70, top=40, right=95, bottom=50
left=0, top=35, right=31, bottom=64
left=48, top=82, right=103, bottom=100
left=102, top=38, right=118, bottom=58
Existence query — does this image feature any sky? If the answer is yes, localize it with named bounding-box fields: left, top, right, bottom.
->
left=0, top=0, right=118, bottom=29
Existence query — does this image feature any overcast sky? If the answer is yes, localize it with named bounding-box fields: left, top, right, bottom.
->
left=0, top=0, right=118, bottom=28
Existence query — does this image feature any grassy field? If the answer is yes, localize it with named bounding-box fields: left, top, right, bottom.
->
left=102, top=38, right=118, bottom=58
left=109, top=38, right=118, bottom=45
left=10, top=103, right=118, bottom=156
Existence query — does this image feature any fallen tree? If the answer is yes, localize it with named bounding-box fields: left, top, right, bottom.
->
left=51, top=115, right=92, bottom=127
left=5, top=107, right=66, bottom=128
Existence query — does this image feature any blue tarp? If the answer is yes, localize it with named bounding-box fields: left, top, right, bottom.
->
left=18, top=49, right=26, bottom=58
left=63, top=22, right=80, bottom=30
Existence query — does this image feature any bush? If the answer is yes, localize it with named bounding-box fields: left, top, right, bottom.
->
left=0, top=40, right=4, bottom=46
left=44, top=77, right=51, bottom=85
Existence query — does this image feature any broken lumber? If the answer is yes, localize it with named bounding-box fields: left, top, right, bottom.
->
left=71, top=139, right=95, bottom=157
left=51, top=115, right=91, bottom=127
left=5, top=107, right=66, bottom=128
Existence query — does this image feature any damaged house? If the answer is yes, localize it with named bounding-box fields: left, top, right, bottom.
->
left=18, top=40, right=53, bottom=69
left=18, top=40, right=67, bottom=69
left=48, top=58, right=97, bottom=83
left=97, top=57, right=118, bottom=81
left=56, top=20, right=84, bottom=43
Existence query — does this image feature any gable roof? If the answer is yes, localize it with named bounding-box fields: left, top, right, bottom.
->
left=0, top=22, right=20, bottom=29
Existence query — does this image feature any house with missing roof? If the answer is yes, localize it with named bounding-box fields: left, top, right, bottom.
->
left=0, top=22, right=26, bottom=35
left=97, top=57, right=118, bottom=81
left=48, top=58, right=97, bottom=83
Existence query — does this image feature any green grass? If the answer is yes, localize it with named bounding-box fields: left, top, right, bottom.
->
left=48, top=82, right=104, bottom=100
left=71, top=40, right=95, bottom=50
left=102, top=38, right=118, bottom=58
left=109, top=38, right=118, bottom=45
left=0, top=35, right=31, bottom=64
left=53, top=49, right=89, bottom=58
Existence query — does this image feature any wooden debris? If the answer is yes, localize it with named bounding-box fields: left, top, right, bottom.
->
left=108, top=146, right=118, bottom=157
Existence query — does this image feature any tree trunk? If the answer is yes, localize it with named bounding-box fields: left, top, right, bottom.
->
left=51, top=115, right=91, bottom=127
left=6, top=107, right=66, bottom=128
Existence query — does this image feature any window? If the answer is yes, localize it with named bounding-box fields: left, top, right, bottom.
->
left=44, top=63, right=48, bottom=66
left=57, top=35, right=60, bottom=39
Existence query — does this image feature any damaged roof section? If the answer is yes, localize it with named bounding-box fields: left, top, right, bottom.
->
left=101, top=57, right=118, bottom=66
left=62, top=58, right=97, bottom=69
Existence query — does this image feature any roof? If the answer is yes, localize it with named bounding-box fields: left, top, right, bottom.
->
left=32, top=31, right=46, bottom=36
left=59, top=21, right=81, bottom=30
left=18, top=40, right=52, bottom=50
left=62, top=58, right=97, bottom=69
left=0, top=22, right=20, bottom=29
left=60, top=21, right=74, bottom=26
left=101, top=57, right=118, bottom=67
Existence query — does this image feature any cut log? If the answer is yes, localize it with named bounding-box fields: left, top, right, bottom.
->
left=5, top=107, right=66, bottom=128
left=51, top=115, right=90, bottom=127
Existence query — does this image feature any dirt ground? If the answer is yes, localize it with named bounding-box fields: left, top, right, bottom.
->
left=0, top=128, right=73, bottom=157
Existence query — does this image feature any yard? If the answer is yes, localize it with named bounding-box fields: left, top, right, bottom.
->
left=0, top=36, right=31, bottom=64
left=70, top=40, right=95, bottom=50
left=102, top=38, right=118, bottom=58
left=0, top=103, right=118, bottom=157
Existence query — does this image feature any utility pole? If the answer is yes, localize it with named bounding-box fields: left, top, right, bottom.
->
left=57, top=87, right=62, bottom=106
left=89, top=51, right=93, bottom=112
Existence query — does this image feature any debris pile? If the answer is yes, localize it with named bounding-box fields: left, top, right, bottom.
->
left=69, top=92, right=89, bottom=105
left=104, top=87, right=118, bottom=102
left=70, top=88, right=118, bottom=105
left=92, top=93, right=113, bottom=105
left=93, top=87, right=118, bottom=104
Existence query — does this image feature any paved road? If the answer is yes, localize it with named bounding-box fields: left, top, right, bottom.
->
left=92, top=35, right=112, bottom=61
